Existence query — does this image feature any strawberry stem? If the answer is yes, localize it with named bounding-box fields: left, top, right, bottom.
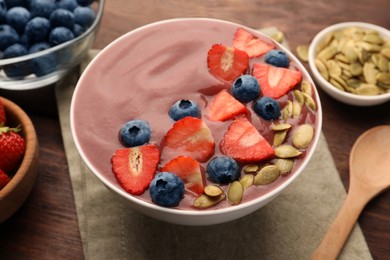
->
left=0, top=125, right=21, bottom=134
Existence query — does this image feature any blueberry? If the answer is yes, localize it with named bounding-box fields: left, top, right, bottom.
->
left=72, top=23, right=85, bottom=37
left=25, top=17, right=51, bottom=43
left=56, top=0, right=78, bottom=11
left=73, top=6, right=95, bottom=28
left=169, top=100, right=200, bottom=121
left=3, top=43, right=30, bottom=78
left=265, top=50, right=290, bottom=68
left=119, top=119, right=151, bottom=147
left=6, top=7, right=31, bottom=33
left=4, top=0, right=25, bottom=8
left=49, top=26, right=75, bottom=46
left=29, top=0, right=56, bottom=18
left=29, top=42, right=57, bottom=76
left=19, top=33, right=30, bottom=48
left=76, top=0, right=93, bottom=6
left=0, top=24, right=19, bottom=51
left=0, top=0, right=7, bottom=23
left=253, top=96, right=281, bottom=120
left=149, top=172, right=185, bottom=207
left=231, top=75, right=260, bottom=103
left=206, top=156, right=240, bottom=184
left=50, top=8, right=75, bottom=29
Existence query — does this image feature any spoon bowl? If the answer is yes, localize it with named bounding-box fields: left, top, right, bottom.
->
left=312, top=125, right=390, bottom=259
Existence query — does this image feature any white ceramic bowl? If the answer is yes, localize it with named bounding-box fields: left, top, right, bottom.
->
left=308, top=22, right=390, bottom=106
left=0, top=0, right=104, bottom=90
left=71, top=18, right=322, bottom=226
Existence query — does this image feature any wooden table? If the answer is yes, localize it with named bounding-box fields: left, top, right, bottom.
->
left=1, top=0, right=389, bottom=259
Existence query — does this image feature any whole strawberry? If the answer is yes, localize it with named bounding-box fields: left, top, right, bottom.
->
left=0, top=169, right=11, bottom=190
left=0, top=99, right=6, bottom=127
left=0, top=126, right=25, bottom=174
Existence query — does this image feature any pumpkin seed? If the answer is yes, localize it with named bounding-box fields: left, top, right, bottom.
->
left=301, top=80, right=313, bottom=96
left=316, top=32, right=334, bottom=53
left=254, top=165, right=280, bottom=185
left=272, top=123, right=292, bottom=131
left=227, top=181, right=244, bottom=205
left=296, top=45, right=309, bottom=62
left=193, top=193, right=225, bottom=209
left=275, top=159, right=294, bottom=175
left=318, top=46, right=338, bottom=61
left=376, top=73, right=390, bottom=86
left=271, top=30, right=285, bottom=43
left=363, top=32, right=384, bottom=44
left=335, top=53, right=349, bottom=63
left=294, top=90, right=305, bottom=106
left=273, top=129, right=288, bottom=147
left=342, top=46, right=359, bottom=63
left=281, top=100, right=293, bottom=120
left=347, top=78, right=362, bottom=88
left=378, top=55, right=389, bottom=72
left=243, top=164, right=259, bottom=174
left=330, top=78, right=345, bottom=91
left=355, top=84, right=382, bottom=95
left=302, top=93, right=317, bottom=111
left=239, top=174, right=254, bottom=189
left=326, top=60, right=342, bottom=77
left=350, top=62, right=363, bottom=76
left=381, top=48, right=390, bottom=59
left=204, top=185, right=224, bottom=197
left=292, top=101, right=302, bottom=118
left=315, top=58, right=329, bottom=80
left=292, top=124, right=315, bottom=149
left=363, top=62, right=378, bottom=84
left=274, top=145, right=302, bottom=158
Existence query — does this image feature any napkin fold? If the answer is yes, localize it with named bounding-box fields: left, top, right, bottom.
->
left=55, top=28, right=372, bottom=260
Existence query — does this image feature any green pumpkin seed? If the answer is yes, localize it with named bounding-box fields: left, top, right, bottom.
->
left=347, top=78, right=362, bottom=88
left=301, top=80, right=313, bottom=96
left=294, top=90, right=305, bottom=106
left=292, top=101, right=302, bottom=118
left=272, top=123, right=292, bottom=131
left=227, top=181, right=244, bottom=205
left=378, top=55, right=389, bottom=72
left=363, top=62, right=378, bottom=84
left=376, top=73, right=390, bottom=85
left=350, top=62, right=363, bottom=76
left=296, top=45, right=309, bottom=62
left=381, top=48, right=390, bottom=59
left=239, top=174, right=254, bottom=189
left=273, top=130, right=288, bottom=147
left=243, top=164, right=259, bottom=174
left=335, top=53, right=349, bottom=63
left=363, top=32, right=384, bottom=44
left=326, top=60, right=342, bottom=77
left=281, top=100, right=293, bottom=120
left=318, top=46, right=338, bottom=61
left=330, top=78, right=345, bottom=91
left=316, top=33, right=334, bottom=53
left=302, top=93, right=317, bottom=111
left=204, top=185, right=224, bottom=197
left=271, top=30, right=285, bottom=43
left=275, top=159, right=294, bottom=175
left=274, top=145, right=302, bottom=158
left=315, top=58, right=329, bottom=80
left=254, top=165, right=280, bottom=185
left=355, top=84, right=382, bottom=95
left=193, top=193, right=225, bottom=209
left=342, top=47, right=359, bottom=63
left=292, top=124, right=315, bottom=149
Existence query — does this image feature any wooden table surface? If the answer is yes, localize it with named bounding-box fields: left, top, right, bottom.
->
left=1, top=0, right=389, bottom=259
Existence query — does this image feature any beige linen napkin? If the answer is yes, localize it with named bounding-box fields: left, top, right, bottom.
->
left=55, top=28, right=372, bottom=260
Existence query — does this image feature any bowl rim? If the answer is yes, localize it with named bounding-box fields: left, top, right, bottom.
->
left=71, top=17, right=323, bottom=217
left=0, top=96, right=38, bottom=198
left=0, top=0, right=105, bottom=67
left=308, top=21, right=390, bottom=105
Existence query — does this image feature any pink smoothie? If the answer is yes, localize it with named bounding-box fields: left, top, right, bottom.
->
left=71, top=19, right=320, bottom=210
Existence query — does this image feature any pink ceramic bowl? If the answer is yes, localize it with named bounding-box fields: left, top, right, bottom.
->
left=71, top=18, right=322, bottom=225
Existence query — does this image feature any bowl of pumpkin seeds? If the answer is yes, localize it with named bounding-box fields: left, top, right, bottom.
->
left=308, top=22, right=390, bottom=106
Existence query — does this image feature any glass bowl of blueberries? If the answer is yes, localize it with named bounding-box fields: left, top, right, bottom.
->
left=0, top=0, right=104, bottom=90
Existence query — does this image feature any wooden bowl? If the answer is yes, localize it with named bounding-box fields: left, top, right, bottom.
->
left=0, top=97, right=39, bottom=223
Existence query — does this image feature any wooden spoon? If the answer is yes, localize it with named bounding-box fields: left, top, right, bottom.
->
left=311, top=125, right=390, bottom=259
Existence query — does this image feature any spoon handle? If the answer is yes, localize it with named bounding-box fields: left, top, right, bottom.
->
left=311, top=186, right=370, bottom=260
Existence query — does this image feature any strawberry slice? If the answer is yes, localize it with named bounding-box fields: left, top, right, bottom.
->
left=253, top=63, right=302, bottom=99
left=161, top=156, right=205, bottom=195
left=0, top=169, right=10, bottom=190
left=233, top=27, right=275, bottom=58
left=162, top=117, right=215, bottom=162
left=207, top=44, right=249, bottom=82
left=206, top=89, right=248, bottom=122
left=221, top=117, right=274, bottom=163
left=111, top=144, right=160, bottom=195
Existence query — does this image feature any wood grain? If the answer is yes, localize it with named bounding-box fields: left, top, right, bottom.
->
left=0, top=0, right=389, bottom=259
